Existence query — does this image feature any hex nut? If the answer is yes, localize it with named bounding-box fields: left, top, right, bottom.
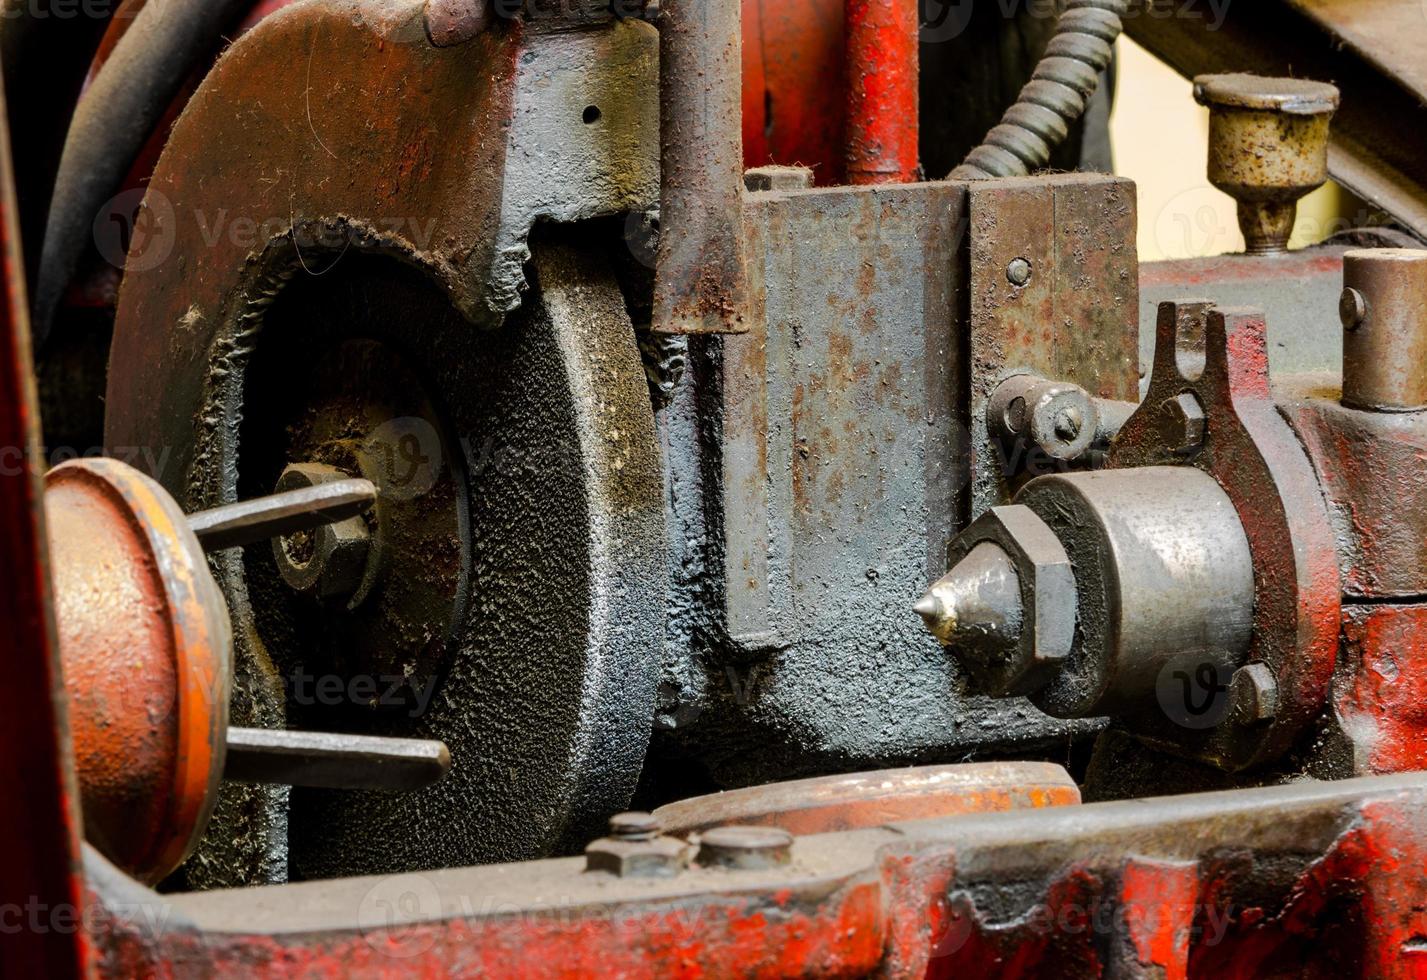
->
left=272, top=463, right=372, bottom=600
left=1163, top=392, right=1207, bottom=455
left=584, top=833, right=690, bottom=878
left=941, top=504, right=1077, bottom=697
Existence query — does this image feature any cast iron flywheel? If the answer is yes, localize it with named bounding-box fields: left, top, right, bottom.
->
left=103, top=0, right=667, bottom=882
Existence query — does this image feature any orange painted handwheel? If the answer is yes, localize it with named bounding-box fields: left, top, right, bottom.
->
left=45, top=458, right=231, bottom=883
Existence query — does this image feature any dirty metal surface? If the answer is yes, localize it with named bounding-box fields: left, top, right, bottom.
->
left=86, top=772, right=1427, bottom=977
left=1126, top=0, right=1427, bottom=243
left=1113, top=304, right=1341, bottom=772
left=0, top=83, right=89, bottom=978
left=491, top=18, right=659, bottom=312
left=1278, top=375, right=1427, bottom=599
left=258, top=245, right=665, bottom=881
left=967, top=174, right=1139, bottom=516
left=656, top=181, right=1100, bottom=787
left=1013, top=468, right=1255, bottom=721
left=1193, top=73, right=1338, bottom=257
left=1139, top=248, right=1349, bottom=379
left=104, top=5, right=666, bottom=880
left=652, top=761, right=1081, bottom=836
left=1337, top=247, right=1427, bottom=412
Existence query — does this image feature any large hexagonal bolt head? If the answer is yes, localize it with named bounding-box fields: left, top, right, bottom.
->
left=1193, top=73, right=1339, bottom=255
left=584, top=812, right=690, bottom=878
left=916, top=504, right=1076, bottom=697
left=272, top=462, right=372, bottom=603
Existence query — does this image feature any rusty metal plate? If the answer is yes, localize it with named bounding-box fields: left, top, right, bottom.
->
left=654, top=180, right=1100, bottom=788
left=966, top=173, right=1139, bottom=515
left=86, top=771, right=1427, bottom=976
left=1333, top=604, right=1427, bottom=776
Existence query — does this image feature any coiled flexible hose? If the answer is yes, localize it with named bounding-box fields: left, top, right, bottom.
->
left=950, top=0, right=1128, bottom=180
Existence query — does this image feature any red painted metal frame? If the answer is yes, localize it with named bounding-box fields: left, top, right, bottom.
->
left=0, top=69, right=90, bottom=980
left=82, top=773, right=1427, bottom=977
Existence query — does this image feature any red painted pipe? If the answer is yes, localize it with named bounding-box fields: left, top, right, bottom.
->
left=844, top=0, right=919, bottom=184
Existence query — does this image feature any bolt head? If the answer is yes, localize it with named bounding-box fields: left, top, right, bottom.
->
left=1339, top=286, right=1367, bottom=331
left=1007, top=258, right=1033, bottom=288
left=1027, top=383, right=1097, bottom=461
left=696, top=825, right=793, bottom=870
left=1230, top=662, right=1279, bottom=724
left=585, top=833, right=689, bottom=878
left=1052, top=405, right=1083, bottom=442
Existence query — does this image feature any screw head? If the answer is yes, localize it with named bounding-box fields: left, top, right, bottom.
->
left=1052, top=405, right=1083, bottom=442
left=1006, top=257, right=1033, bottom=288
left=1339, top=286, right=1367, bottom=331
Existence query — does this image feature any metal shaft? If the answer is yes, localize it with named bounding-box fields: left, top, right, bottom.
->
left=187, top=479, right=376, bottom=551
left=1340, top=248, right=1427, bottom=412
left=845, top=0, right=919, bottom=184
left=652, top=0, right=750, bottom=335
left=224, top=728, right=450, bottom=793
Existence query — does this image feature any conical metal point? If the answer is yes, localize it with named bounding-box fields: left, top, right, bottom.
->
left=916, top=542, right=1023, bottom=651
left=912, top=593, right=939, bottom=620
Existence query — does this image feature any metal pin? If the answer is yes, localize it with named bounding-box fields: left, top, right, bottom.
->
left=187, top=479, right=376, bottom=552
left=224, top=727, right=450, bottom=792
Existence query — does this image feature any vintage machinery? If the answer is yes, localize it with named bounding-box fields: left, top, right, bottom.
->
left=7, top=0, right=1427, bottom=977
